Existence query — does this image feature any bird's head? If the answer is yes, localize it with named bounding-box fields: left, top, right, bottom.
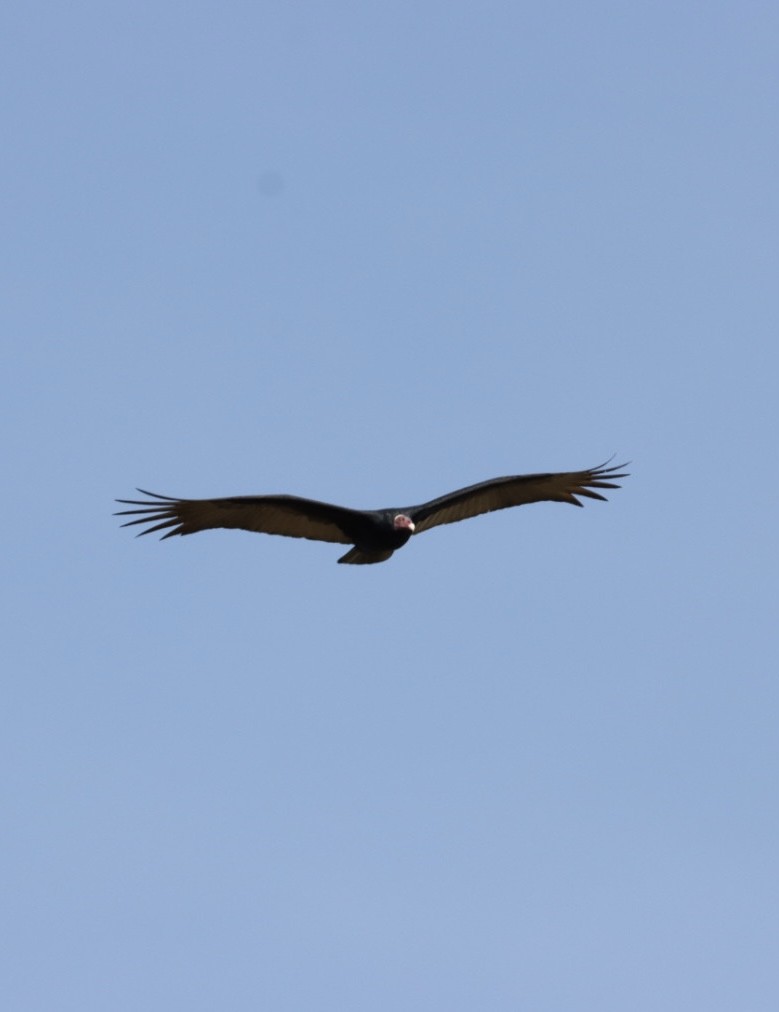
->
left=393, top=514, right=415, bottom=533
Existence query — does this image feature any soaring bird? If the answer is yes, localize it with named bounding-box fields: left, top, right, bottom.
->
left=116, top=460, right=628, bottom=565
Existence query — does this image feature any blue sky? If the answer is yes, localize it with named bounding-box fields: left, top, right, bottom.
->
left=3, top=2, right=778, bottom=1009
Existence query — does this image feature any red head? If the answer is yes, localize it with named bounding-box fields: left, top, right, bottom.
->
left=393, top=514, right=415, bottom=533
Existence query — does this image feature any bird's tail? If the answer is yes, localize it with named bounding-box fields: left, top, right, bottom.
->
left=337, top=547, right=394, bottom=565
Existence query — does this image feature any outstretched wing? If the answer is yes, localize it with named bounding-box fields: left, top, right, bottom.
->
left=115, top=490, right=361, bottom=545
left=407, top=461, right=629, bottom=534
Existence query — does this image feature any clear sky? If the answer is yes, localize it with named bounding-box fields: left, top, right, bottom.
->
left=3, top=2, right=778, bottom=1009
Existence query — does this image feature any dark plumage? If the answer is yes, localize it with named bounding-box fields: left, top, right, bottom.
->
left=116, top=460, right=628, bottom=565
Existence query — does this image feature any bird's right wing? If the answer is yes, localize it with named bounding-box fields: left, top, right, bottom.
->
left=408, top=461, right=629, bottom=534
left=115, top=491, right=361, bottom=544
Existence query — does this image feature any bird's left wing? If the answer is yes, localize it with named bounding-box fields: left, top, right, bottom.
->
left=407, top=461, right=629, bottom=534
left=115, top=490, right=360, bottom=544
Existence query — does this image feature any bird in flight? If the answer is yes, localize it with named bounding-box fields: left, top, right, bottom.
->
left=116, top=460, right=628, bottom=565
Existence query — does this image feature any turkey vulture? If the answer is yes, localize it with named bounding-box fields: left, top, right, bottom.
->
left=116, top=461, right=628, bottom=565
